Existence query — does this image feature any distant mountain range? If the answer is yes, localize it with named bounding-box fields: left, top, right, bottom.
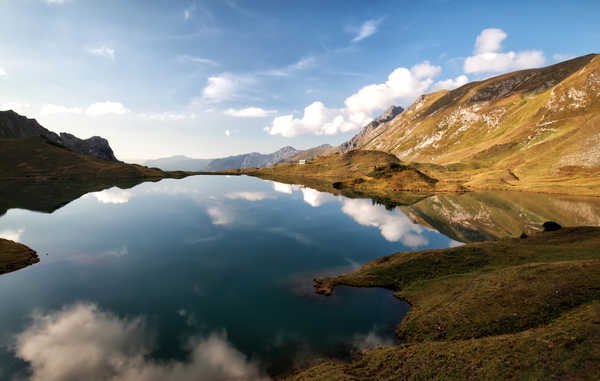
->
left=145, top=144, right=332, bottom=171
left=0, top=110, right=118, bottom=162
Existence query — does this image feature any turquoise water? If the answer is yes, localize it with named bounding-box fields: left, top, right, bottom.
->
left=0, top=175, right=455, bottom=379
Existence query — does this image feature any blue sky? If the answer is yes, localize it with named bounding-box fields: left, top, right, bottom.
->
left=1, top=0, right=598, bottom=160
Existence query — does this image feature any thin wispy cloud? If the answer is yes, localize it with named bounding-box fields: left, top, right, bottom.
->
left=177, top=55, right=219, bottom=66
left=352, top=19, right=382, bottom=42
left=86, top=45, right=116, bottom=60
left=261, top=56, right=316, bottom=77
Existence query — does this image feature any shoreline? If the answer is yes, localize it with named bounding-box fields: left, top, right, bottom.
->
left=286, top=227, right=600, bottom=380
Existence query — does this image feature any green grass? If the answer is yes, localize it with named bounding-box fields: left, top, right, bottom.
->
left=297, top=227, right=600, bottom=380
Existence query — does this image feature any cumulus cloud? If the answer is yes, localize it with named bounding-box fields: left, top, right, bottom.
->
left=225, top=192, right=273, bottom=201
left=341, top=199, right=427, bottom=246
left=0, top=228, right=25, bottom=242
left=0, top=67, right=6, bottom=76
left=15, top=303, right=269, bottom=381
left=352, top=19, right=381, bottom=42
left=40, top=104, right=83, bottom=116
left=203, top=74, right=253, bottom=102
left=207, top=206, right=235, bottom=225
left=85, top=101, right=130, bottom=117
left=431, top=74, right=469, bottom=91
left=463, top=28, right=545, bottom=74
left=88, top=188, right=133, bottom=204
left=224, top=107, right=276, bottom=118
left=265, top=61, right=443, bottom=137
left=225, top=129, right=231, bottom=136
left=86, top=45, right=116, bottom=60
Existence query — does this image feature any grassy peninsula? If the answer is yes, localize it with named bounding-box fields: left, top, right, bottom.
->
left=286, top=227, right=600, bottom=380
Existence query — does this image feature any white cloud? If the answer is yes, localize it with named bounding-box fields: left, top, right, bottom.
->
left=15, top=303, right=269, bottom=381
left=225, top=192, right=273, bottom=201
left=265, top=61, right=443, bottom=137
left=1, top=102, right=32, bottom=115
left=86, top=45, right=116, bottom=60
left=352, top=19, right=381, bottom=42
left=0, top=67, right=6, bottom=76
left=341, top=199, right=427, bottom=246
left=224, top=107, right=276, bottom=118
left=88, top=188, right=133, bottom=204
left=177, top=55, right=218, bottom=66
left=202, top=74, right=253, bottom=102
left=225, top=129, right=231, bottom=137
left=43, top=0, right=67, bottom=4
left=0, top=228, right=25, bottom=242
left=40, top=104, right=83, bottom=116
left=432, top=74, right=469, bottom=91
left=85, top=101, right=129, bottom=117
left=207, top=206, right=235, bottom=225
left=464, top=28, right=545, bottom=74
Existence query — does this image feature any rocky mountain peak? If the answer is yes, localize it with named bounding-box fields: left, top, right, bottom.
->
left=0, top=110, right=118, bottom=162
left=338, top=105, right=404, bottom=153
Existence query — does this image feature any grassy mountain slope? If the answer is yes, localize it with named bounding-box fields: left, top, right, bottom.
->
left=0, top=136, right=190, bottom=182
left=289, top=227, right=600, bottom=380
left=345, top=54, right=600, bottom=194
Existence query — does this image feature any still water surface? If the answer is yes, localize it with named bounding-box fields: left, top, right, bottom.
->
left=0, top=175, right=458, bottom=379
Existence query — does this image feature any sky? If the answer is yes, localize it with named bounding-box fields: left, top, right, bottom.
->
left=0, top=0, right=598, bottom=161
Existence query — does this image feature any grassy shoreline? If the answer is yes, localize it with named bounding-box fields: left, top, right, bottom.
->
left=286, top=227, right=600, bottom=380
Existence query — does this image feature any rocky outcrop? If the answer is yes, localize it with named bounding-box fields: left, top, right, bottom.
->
left=58, top=133, right=117, bottom=162
left=0, top=110, right=118, bottom=161
left=339, top=105, right=404, bottom=153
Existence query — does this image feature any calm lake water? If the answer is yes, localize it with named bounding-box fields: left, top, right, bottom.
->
left=0, top=175, right=457, bottom=380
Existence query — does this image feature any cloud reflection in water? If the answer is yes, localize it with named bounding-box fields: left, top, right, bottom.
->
left=15, top=303, right=270, bottom=381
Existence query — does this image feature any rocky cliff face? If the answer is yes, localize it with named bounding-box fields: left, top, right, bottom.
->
left=0, top=110, right=118, bottom=162
left=339, top=105, right=404, bottom=153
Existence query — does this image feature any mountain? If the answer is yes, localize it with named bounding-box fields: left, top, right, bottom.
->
left=145, top=146, right=302, bottom=171
left=331, top=53, right=600, bottom=194
left=339, top=105, right=404, bottom=153
left=0, top=110, right=118, bottom=161
left=142, top=155, right=213, bottom=171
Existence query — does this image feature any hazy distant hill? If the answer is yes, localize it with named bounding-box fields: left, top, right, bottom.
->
left=0, top=110, right=118, bottom=161
left=146, top=146, right=309, bottom=171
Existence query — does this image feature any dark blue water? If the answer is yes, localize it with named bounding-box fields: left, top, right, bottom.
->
left=0, top=175, right=454, bottom=380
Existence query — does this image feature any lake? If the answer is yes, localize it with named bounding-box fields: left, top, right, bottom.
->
left=1, top=175, right=599, bottom=380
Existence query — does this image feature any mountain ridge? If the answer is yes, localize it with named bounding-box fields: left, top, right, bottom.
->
left=0, top=110, right=118, bottom=161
